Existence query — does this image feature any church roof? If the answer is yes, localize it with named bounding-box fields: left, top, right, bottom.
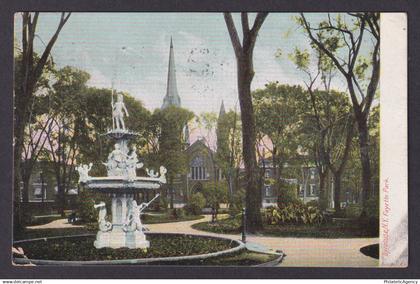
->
left=219, top=100, right=226, bottom=117
left=161, top=37, right=181, bottom=109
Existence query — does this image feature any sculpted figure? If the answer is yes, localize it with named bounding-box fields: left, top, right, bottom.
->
left=104, top=143, right=126, bottom=176
left=76, top=163, right=93, bottom=183
left=125, top=145, right=144, bottom=181
left=112, top=93, right=129, bottom=130
left=145, top=168, right=159, bottom=178
left=123, top=200, right=148, bottom=232
left=94, top=202, right=112, bottom=232
left=123, top=194, right=160, bottom=232
left=159, top=166, right=167, bottom=183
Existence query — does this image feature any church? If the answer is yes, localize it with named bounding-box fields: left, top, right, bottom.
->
left=158, top=38, right=346, bottom=209
left=160, top=38, right=226, bottom=206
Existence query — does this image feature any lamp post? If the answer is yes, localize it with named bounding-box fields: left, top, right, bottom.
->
left=241, top=207, right=247, bottom=243
left=40, top=170, right=45, bottom=203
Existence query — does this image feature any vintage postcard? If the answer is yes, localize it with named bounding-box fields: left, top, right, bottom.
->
left=11, top=12, right=407, bottom=267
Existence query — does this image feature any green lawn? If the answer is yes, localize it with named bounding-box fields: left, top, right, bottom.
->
left=192, top=217, right=379, bottom=238
left=142, top=212, right=204, bottom=224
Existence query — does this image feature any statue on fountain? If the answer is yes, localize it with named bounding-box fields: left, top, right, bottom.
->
left=125, top=145, right=144, bottom=181
left=76, top=163, right=93, bottom=183
left=104, top=143, right=126, bottom=176
left=112, top=93, right=129, bottom=130
left=123, top=194, right=160, bottom=233
left=94, top=202, right=112, bottom=232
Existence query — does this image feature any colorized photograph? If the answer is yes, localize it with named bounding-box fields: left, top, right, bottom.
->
left=12, top=12, right=403, bottom=267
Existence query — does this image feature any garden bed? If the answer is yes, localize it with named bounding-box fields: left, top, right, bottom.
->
left=13, top=232, right=282, bottom=266
left=192, top=217, right=379, bottom=238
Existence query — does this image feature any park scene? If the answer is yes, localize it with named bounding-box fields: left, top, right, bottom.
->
left=13, top=12, right=380, bottom=266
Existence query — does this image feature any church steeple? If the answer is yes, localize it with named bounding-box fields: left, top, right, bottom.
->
left=161, top=37, right=181, bottom=109
left=219, top=100, right=226, bottom=118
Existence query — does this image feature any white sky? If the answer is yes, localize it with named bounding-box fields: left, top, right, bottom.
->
left=14, top=13, right=354, bottom=116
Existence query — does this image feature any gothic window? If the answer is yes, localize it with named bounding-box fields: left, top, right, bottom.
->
left=310, top=184, right=316, bottom=195
left=265, top=185, right=272, bottom=197
left=190, top=156, right=207, bottom=180
left=310, top=168, right=316, bottom=180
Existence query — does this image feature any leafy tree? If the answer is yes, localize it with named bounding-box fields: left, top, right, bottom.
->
left=42, top=66, right=90, bottom=216
left=288, top=45, right=356, bottom=213
left=196, top=112, right=219, bottom=184
left=14, top=12, right=71, bottom=211
left=216, top=109, right=242, bottom=199
left=253, top=83, right=307, bottom=196
left=152, top=106, right=194, bottom=208
left=298, top=13, right=380, bottom=214
left=224, top=12, right=268, bottom=232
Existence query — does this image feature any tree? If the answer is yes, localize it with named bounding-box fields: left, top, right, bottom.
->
left=196, top=112, right=219, bottom=185
left=14, top=12, right=71, bottom=206
left=224, top=12, right=268, bottom=232
left=299, top=13, right=380, bottom=213
left=253, top=83, right=306, bottom=198
left=153, top=106, right=194, bottom=209
left=43, top=66, right=90, bottom=216
left=216, top=109, right=242, bottom=199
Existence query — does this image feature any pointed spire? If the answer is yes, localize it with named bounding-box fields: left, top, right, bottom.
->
left=162, top=37, right=181, bottom=109
left=219, top=100, right=226, bottom=118
left=183, top=124, right=190, bottom=146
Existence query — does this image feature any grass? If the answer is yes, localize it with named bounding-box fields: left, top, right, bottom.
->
left=142, top=212, right=204, bottom=224
left=192, top=216, right=379, bottom=238
left=17, top=234, right=237, bottom=261
left=14, top=230, right=281, bottom=266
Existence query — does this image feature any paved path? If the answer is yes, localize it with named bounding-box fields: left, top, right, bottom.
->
left=146, top=215, right=379, bottom=267
left=26, top=216, right=379, bottom=267
left=26, top=219, right=85, bottom=230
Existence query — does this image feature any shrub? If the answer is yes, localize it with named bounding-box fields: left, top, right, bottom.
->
left=171, top=208, right=186, bottom=219
left=228, top=189, right=244, bottom=217
left=76, top=188, right=110, bottom=223
left=202, top=182, right=228, bottom=208
left=345, top=204, right=363, bottom=218
left=262, top=202, right=325, bottom=225
left=277, top=181, right=298, bottom=208
left=306, top=200, right=319, bottom=208
left=185, top=192, right=206, bottom=215
left=76, top=189, right=96, bottom=223
left=364, top=196, right=379, bottom=220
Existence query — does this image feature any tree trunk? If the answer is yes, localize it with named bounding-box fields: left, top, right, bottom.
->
left=169, top=177, right=174, bottom=209
left=332, top=172, right=342, bottom=215
left=357, top=119, right=371, bottom=206
left=318, top=170, right=327, bottom=210
left=237, top=58, right=263, bottom=232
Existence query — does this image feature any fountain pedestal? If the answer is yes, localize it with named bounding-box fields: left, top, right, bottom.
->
left=77, top=95, right=167, bottom=250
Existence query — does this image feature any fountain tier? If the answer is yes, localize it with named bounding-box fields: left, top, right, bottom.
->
left=77, top=93, right=166, bottom=250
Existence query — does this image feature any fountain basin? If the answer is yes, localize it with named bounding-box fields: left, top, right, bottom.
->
left=13, top=233, right=246, bottom=265
left=85, top=176, right=163, bottom=192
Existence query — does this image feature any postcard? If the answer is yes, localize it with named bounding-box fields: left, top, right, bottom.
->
left=11, top=12, right=407, bottom=267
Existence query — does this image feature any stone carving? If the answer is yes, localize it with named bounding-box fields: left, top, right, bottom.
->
left=145, top=168, right=159, bottom=178
left=104, top=143, right=126, bottom=176
left=145, top=166, right=167, bottom=183
left=159, top=166, right=167, bottom=183
left=94, top=202, right=112, bottom=232
left=123, top=200, right=147, bottom=232
left=125, top=145, right=144, bottom=181
left=76, top=163, right=93, bottom=183
left=112, top=93, right=129, bottom=130
left=123, top=194, right=160, bottom=232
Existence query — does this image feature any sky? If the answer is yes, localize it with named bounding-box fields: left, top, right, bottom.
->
left=14, top=12, right=353, bottom=116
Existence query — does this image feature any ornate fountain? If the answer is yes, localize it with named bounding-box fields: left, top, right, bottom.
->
left=76, top=92, right=166, bottom=249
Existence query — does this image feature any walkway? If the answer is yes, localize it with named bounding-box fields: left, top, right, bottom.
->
left=26, top=219, right=85, bottom=230
left=25, top=216, right=379, bottom=267
left=146, top=215, right=379, bottom=267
